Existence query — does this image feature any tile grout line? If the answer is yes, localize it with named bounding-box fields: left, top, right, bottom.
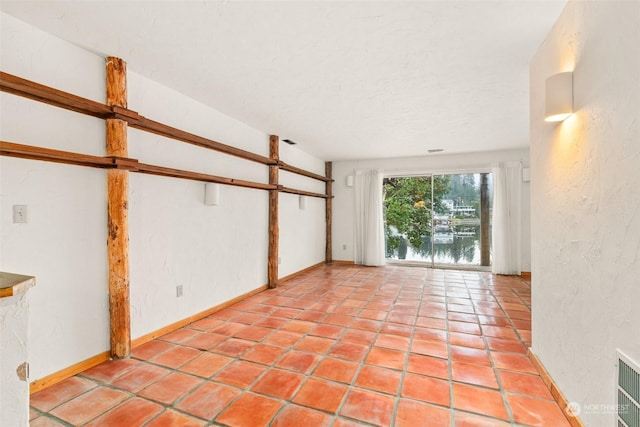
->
left=486, top=274, right=519, bottom=426
left=388, top=269, right=417, bottom=426
left=30, top=266, right=555, bottom=427
left=330, top=272, right=397, bottom=426
left=330, top=272, right=374, bottom=412
left=232, top=269, right=374, bottom=425
left=440, top=273, right=456, bottom=426
left=266, top=271, right=368, bottom=426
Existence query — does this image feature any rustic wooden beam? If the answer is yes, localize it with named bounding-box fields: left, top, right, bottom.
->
left=268, top=135, right=279, bottom=289
left=135, top=162, right=276, bottom=191
left=0, top=141, right=114, bottom=168
left=0, top=72, right=112, bottom=119
left=0, top=141, right=280, bottom=192
left=279, top=161, right=331, bottom=182
left=279, top=187, right=329, bottom=199
left=0, top=73, right=275, bottom=166
left=106, top=57, right=131, bottom=359
left=2, top=72, right=354, bottom=177
left=126, top=116, right=275, bottom=166
left=110, top=157, right=140, bottom=171
left=325, top=162, right=333, bottom=264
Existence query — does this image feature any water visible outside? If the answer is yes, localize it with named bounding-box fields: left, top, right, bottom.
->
left=384, top=173, right=492, bottom=266
left=386, top=222, right=484, bottom=265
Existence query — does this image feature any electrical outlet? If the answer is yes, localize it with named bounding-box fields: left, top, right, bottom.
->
left=13, top=205, right=28, bottom=223
left=342, top=244, right=347, bottom=250
left=176, top=285, right=184, bottom=298
left=278, top=257, right=282, bottom=265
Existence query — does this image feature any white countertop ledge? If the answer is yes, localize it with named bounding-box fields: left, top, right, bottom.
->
left=0, top=272, right=36, bottom=298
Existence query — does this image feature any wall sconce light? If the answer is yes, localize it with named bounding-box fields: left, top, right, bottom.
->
left=299, top=195, right=306, bottom=210
left=346, top=176, right=354, bottom=187
left=545, top=72, right=573, bottom=122
left=204, top=183, right=220, bottom=206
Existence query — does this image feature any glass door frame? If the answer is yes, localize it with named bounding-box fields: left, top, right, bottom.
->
left=383, top=168, right=493, bottom=271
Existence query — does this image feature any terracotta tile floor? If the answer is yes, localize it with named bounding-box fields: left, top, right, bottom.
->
left=30, top=264, right=572, bottom=426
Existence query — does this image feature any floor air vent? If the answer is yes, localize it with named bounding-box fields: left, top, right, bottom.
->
left=618, top=350, right=640, bottom=427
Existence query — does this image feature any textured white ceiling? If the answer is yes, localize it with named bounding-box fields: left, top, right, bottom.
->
left=1, top=1, right=566, bottom=161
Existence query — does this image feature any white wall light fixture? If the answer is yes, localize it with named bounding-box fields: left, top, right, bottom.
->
left=545, top=72, right=573, bottom=122
left=299, top=195, right=306, bottom=210
left=346, top=175, right=354, bottom=187
left=204, top=183, right=220, bottom=206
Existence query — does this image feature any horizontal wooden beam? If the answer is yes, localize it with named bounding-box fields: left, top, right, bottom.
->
left=1, top=141, right=330, bottom=198
left=279, top=161, right=331, bottom=182
left=1, top=72, right=275, bottom=166
left=1, top=72, right=332, bottom=193
left=0, top=141, right=275, bottom=191
left=280, top=186, right=329, bottom=199
left=122, top=114, right=275, bottom=166
left=135, top=162, right=276, bottom=191
left=0, top=72, right=112, bottom=119
left=0, top=141, right=115, bottom=168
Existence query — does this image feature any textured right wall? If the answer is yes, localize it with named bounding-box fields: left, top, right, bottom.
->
left=530, top=1, right=640, bottom=425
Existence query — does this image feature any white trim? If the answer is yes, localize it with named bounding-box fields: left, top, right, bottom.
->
left=386, top=259, right=492, bottom=272
left=384, top=167, right=493, bottom=178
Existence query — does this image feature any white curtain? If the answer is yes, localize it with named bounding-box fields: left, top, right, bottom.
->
left=492, top=162, right=522, bottom=275
left=354, top=169, right=386, bottom=266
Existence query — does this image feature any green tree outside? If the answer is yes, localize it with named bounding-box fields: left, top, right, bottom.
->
left=383, top=176, right=451, bottom=253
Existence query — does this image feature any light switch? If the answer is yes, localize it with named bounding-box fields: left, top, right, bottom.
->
left=13, top=205, right=27, bottom=223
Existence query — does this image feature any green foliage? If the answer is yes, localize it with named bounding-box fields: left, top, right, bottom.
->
left=384, top=176, right=450, bottom=252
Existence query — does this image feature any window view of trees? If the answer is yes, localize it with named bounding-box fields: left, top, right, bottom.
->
left=384, top=176, right=450, bottom=252
left=384, top=174, right=492, bottom=265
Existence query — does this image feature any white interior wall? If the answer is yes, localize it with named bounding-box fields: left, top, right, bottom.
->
left=278, top=143, right=327, bottom=277
left=0, top=12, right=109, bottom=382
left=126, top=71, right=271, bottom=339
left=278, top=192, right=326, bottom=277
left=332, top=149, right=531, bottom=270
left=0, top=12, right=326, bottom=381
left=530, top=1, right=640, bottom=426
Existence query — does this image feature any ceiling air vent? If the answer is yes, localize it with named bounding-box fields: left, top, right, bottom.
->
left=283, top=139, right=297, bottom=145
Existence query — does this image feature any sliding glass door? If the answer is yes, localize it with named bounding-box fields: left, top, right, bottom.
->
left=384, top=173, right=492, bottom=268
left=383, top=175, right=435, bottom=261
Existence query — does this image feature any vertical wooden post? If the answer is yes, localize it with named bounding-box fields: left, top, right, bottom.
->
left=106, top=57, right=130, bottom=358
left=268, top=135, right=279, bottom=288
left=325, top=162, right=333, bottom=264
left=480, top=173, right=491, bottom=266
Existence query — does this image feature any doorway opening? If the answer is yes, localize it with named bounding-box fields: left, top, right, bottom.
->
left=383, top=173, right=492, bottom=269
